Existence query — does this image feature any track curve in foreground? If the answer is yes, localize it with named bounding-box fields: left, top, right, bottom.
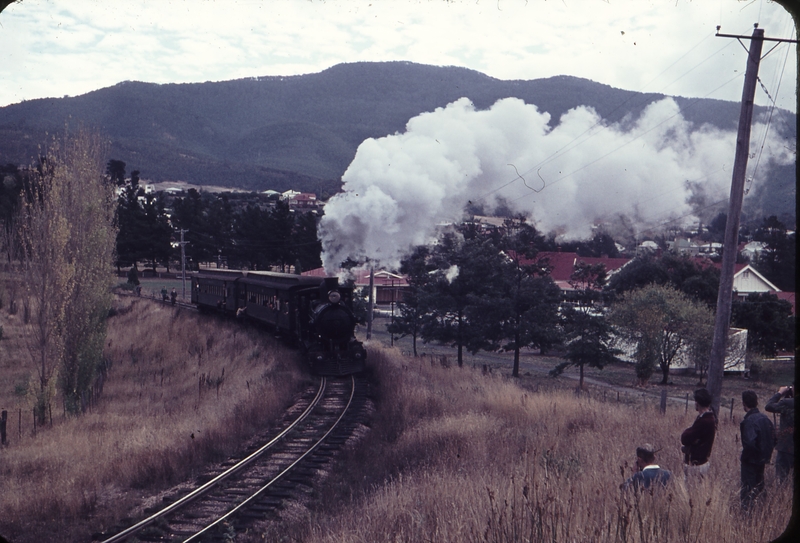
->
left=97, top=375, right=369, bottom=542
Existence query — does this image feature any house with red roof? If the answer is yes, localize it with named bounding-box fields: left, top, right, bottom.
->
left=302, top=268, right=408, bottom=305
left=516, top=251, right=632, bottom=292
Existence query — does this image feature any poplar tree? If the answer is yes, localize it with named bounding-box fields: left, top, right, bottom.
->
left=20, top=129, right=117, bottom=419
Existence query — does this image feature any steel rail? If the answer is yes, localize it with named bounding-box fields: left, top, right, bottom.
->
left=99, top=377, right=328, bottom=543
left=183, top=375, right=356, bottom=542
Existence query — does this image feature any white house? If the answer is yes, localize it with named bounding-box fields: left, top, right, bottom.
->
left=732, top=264, right=781, bottom=300
left=615, top=327, right=747, bottom=374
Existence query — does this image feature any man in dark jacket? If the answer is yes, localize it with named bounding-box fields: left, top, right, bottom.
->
left=681, top=388, right=716, bottom=479
left=740, top=390, right=775, bottom=510
left=620, top=443, right=671, bottom=492
left=765, top=385, right=794, bottom=483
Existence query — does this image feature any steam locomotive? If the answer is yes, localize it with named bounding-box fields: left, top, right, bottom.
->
left=191, top=268, right=367, bottom=376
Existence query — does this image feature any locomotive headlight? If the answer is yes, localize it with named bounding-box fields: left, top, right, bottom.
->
left=327, top=290, right=341, bottom=304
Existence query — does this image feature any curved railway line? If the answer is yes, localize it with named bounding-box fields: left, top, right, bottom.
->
left=96, top=375, right=370, bottom=543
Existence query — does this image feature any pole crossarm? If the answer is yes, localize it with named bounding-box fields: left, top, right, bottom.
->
left=715, top=31, right=798, bottom=44
left=716, top=23, right=797, bottom=44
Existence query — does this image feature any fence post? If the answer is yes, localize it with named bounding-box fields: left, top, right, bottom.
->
left=660, top=389, right=667, bottom=414
left=685, top=393, right=689, bottom=414
left=730, top=398, right=735, bottom=421
left=1, top=410, right=7, bottom=445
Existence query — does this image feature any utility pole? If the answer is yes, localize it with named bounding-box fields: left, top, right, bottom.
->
left=179, top=229, right=188, bottom=301
left=706, top=25, right=796, bottom=416
left=366, top=267, right=374, bottom=340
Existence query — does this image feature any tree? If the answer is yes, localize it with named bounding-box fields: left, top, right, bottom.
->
left=605, top=253, right=720, bottom=307
left=420, top=230, right=507, bottom=367
left=230, top=203, right=272, bottom=269
left=494, top=217, right=562, bottom=377
left=293, top=211, right=322, bottom=272
left=610, top=284, right=714, bottom=385
left=387, top=245, right=433, bottom=357
left=105, top=159, right=126, bottom=187
left=113, top=167, right=171, bottom=272
left=731, top=292, right=795, bottom=357
left=752, top=216, right=795, bottom=292
left=268, top=199, right=294, bottom=271
left=20, top=129, right=117, bottom=420
left=171, top=189, right=216, bottom=269
left=0, top=163, right=24, bottom=264
left=551, top=262, right=618, bottom=389
left=139, top=190, right=173, bottom=272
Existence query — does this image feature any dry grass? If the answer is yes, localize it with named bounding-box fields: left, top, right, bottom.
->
left=249, top=345, right=794, bottom=543
left=0, top=293, right=793, bottom=543
left=0, top=294, right=307, bottom=543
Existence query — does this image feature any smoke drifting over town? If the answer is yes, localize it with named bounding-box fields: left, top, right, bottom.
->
left=319, top=97, right=792, bottom=272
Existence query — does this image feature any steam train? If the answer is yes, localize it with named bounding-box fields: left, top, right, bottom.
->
left=191, top=268, right=367, bottom=376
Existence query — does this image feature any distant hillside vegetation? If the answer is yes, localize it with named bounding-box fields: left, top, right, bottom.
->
left=0, top=61, right=794, bottom=219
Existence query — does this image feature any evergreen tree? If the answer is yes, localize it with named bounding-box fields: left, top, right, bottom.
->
left=230, top=203, right=272, bottom=269
left=420, top=229, right=507, bottom=367
left=171, top=189, right=215, bottom=268
left=387, top=245, right=434, bottom=357
left=605, top=253, right=719, bottom=307
left=0, top=163, right=24, bottom=263
left=269, top=200, right=294, bottom=271
left=752, top=216, right=795, bottom=292
left=293, top=211, right=322, bottom=272
left=551, top=262, right=619, bottom=389
left=732, top=292, right=795, bottom=357
left=494, top=218, right=562, bottom=377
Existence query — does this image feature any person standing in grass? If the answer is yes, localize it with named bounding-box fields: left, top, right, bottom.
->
left=740, top=390, right=775, bottom=511
left=680, top=388, right=716, bottom=479
left=765, top=385, right=794, bottom=484
left=620, top=443, right=671, bottom=491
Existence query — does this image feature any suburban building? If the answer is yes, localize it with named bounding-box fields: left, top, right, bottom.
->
left=302, top=268, right=409, bottom=305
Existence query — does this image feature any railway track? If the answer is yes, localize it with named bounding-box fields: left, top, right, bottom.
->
left=96, top=375, right=370, bottom=542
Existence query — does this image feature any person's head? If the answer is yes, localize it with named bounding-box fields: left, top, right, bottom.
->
left=694, top=388, right=712, bottom=412
left=635, top=444, right=657, bottom=469
left=742, top=390, right=758, bottom=411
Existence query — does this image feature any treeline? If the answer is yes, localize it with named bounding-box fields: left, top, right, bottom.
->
left=387, top=219, right=795, bottom=386
left=107, top=159, right=322, bottom=274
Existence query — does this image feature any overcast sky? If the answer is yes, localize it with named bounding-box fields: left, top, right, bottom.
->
left=0, top=0, right=796, bottom=112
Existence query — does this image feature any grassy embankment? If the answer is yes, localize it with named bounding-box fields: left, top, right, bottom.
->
left=247, top=344, right=794, bottom=543
left=0, top=288, right=794, bottom=542
left=0, top=293, right=308, bottom=543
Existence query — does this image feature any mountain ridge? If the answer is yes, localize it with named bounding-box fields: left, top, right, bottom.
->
left=0, top=61, right=795, bottom=221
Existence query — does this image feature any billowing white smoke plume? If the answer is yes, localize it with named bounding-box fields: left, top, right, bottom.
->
left=319, top=97, right=792, bottom=272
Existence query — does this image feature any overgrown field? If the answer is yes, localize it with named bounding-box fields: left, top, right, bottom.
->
left=0, top=294, right=794, bottom=542
left=0, top=295, right=308, bottom=543
left=247, top=347, right=794, bottom=543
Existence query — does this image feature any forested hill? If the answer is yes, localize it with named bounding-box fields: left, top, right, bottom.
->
left=0, top=61, right=795, bottom=219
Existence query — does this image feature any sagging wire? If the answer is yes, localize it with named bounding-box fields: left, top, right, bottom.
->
left=747, top=24, right=795, bottom=196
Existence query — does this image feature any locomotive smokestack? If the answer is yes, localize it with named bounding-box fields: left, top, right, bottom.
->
left=321, top=277, right=339, bottom=298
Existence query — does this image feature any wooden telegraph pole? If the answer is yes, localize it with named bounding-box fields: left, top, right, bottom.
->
left=706, top=25, right=797, bottom=416
left=366, top=267, right=374, bottom=339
